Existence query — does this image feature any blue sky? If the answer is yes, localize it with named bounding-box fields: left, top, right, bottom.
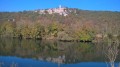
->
left=0, top=0, right=120, bottom=12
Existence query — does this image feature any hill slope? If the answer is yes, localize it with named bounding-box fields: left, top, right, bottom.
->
left=0, top=8, right=120, bottom=41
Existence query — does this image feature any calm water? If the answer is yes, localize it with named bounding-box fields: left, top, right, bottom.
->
left=0, top=38, right=120, bottom=67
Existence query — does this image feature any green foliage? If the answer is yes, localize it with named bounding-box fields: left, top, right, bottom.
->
left=75, top=27, right=95, bottom=41
left=0, top=22, right=14, bottom=37
left=48, top=22, right=59, bottom=37
left=34, top=23, right=46, bottom=39
left=57, top=31, right=74, bottom=41
left=0, top=9, right=120, bottom=41
left=117, top=34, right=120, bottom=41
left=13, top=28, right=21, bottom=37
left=0, top=25, right=2, bottom=36
left=29, top=26, right=38, bottom=38
left=77, top=31, right=91, bottom=41
left=21, top=24, right=31, bottom=38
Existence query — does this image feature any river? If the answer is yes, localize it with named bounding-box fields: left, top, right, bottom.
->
left=0, top=38, right=120, bottom=67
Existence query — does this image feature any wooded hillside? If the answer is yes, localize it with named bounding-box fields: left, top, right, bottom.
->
left=0, top=8, right=120, bottom=41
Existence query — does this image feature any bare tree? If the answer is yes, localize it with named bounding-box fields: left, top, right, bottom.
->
left=104, top=39, right=119, bottom=67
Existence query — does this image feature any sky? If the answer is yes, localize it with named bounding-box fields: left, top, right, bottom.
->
left=0, top=0, right=120, bottom=12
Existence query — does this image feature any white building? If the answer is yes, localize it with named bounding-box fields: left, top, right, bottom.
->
left=37, top=5, right=68, bottom=16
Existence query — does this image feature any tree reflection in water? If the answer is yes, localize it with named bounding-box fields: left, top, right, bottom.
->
left=103, top=39, right=120, bottom=67
left=0, top=38, right=120, bottom=65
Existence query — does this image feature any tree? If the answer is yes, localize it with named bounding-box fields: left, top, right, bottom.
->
left=48, top=22, right=59, bottom=37
left=0, top=22, right=14, bottom=37
left=34, top=23, right=46, bottom=39
left=21, top=24, right=31, bottom=38
left=75, top=26, right=95, bottom=41
left=57, top=31, right=74, bottom=41
left=104, top=39, right=119, bottom=67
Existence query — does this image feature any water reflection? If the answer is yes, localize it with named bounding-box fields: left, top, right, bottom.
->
left=0, top=38, right=120, bottom=67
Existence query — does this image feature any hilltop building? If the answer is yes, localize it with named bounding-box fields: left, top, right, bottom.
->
left=35, top=5, right=68, bottom=16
